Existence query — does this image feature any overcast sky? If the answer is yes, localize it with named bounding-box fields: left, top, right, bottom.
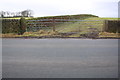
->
left=0, top=0, right=119, bottom=17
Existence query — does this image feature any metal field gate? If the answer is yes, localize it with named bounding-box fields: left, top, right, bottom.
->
left=26, top=19, right=105, bottom=33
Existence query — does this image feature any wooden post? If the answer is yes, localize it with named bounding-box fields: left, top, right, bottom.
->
left=103, top=20, right=108, bottom=32
left=79, top=23, right=80, bottom=32
left=53, top=18, right=55, bottom=32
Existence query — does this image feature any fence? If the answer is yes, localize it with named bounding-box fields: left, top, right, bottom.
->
left=2, top=18, right=26, bottom=34
left=26, top=18, right=71, bottom=32
left=2, top=18, right=119, bottom=34
left=2, top=19, right=20, bottom=33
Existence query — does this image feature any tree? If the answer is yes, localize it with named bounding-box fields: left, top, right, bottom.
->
left=21, top=9, right=33, bottom=17
left=6, top=11, right=10, bottom=17
left=0, top=9, right=33, bottom=17
left=0, top=11, right=5, bottom=17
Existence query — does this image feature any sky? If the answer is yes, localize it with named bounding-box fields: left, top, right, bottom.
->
left=0, top=0, right=119, bottom=17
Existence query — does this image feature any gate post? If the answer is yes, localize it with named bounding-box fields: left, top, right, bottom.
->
left=103, top=20, right=108, bottom=32
left=53, top=18, right=56, bottom=32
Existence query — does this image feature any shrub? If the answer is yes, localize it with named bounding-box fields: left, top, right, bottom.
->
left=18, top=17, right=27, bottom=35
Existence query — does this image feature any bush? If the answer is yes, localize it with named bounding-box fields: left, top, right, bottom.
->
left=18, top=17, right=27, bottom=35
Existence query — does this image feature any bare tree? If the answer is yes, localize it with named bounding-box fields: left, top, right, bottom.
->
left=0, top=11, right=5, bottom=17
left=21, top=9, right=33, bottom=17
left=6, top=11, right=10, bottom=17
left=0, top=9, right=33, bottom=17
left=26, top=9, right=33, bottom=17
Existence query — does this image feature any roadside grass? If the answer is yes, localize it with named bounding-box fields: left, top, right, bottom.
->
left=68, top=33, right=81, bottom=38
left=99, top=32, right=120, bottom=38
left=21, top=30, right=59, bottom=37
left=2, top=33, right=19, bottom=38
left=2, top=32, right=119, bottom=38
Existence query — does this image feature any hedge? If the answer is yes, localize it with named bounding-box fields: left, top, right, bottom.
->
left=2, top=17, right=26, bottom=34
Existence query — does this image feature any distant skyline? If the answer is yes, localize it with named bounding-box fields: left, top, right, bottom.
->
left=0, top=0, right=119, bottom=17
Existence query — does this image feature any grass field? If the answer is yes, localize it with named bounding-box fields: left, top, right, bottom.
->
left=55, top=17, right=104, bottom=33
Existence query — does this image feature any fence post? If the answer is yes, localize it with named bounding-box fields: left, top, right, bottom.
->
left=53, top=18, right=55, bottom=32
left=103, top=20, right=108, bottom=32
